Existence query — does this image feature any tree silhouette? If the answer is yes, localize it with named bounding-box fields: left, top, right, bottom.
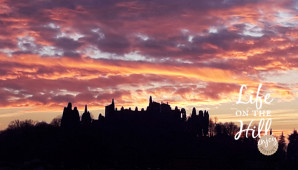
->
left=277, top=131, right=287, bottom=160
left=288, top=130, right=298, bottom=161
left=198, top=110, right=203, bottom=136
left=209, top=118, right=215, bottom=137
left=203, top=110, right=209, bottom=136
left=7, top=119, right=35, bottom=129
left=50, top=117, right=61, bottom=127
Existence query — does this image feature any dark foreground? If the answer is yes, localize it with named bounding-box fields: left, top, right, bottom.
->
left=0, top=120, right=297, bottom=170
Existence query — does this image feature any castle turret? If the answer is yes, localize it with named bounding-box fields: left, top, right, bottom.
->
left=191, top=107, right=197, bottom=118
left=67, top=102, right=72, bottom=110
left=82, top=105, right=92, bottom=126
left=84, top=105, right=87, bottom=113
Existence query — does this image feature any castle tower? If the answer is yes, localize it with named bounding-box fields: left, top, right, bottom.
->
left=61, top=102, right=80, bottom=128
left=105, top=99, right=115, bottom=118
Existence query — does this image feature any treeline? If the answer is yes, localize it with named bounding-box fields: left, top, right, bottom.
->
left=0, top=116, right=297, bottom=169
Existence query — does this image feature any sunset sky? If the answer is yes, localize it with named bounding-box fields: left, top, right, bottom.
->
left=0, top=0, right=297, bottom=135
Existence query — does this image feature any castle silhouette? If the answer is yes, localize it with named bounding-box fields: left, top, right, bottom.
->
left=0, top=96, right=295, bottom=169
left=61, top=96, right=210, bottom=136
